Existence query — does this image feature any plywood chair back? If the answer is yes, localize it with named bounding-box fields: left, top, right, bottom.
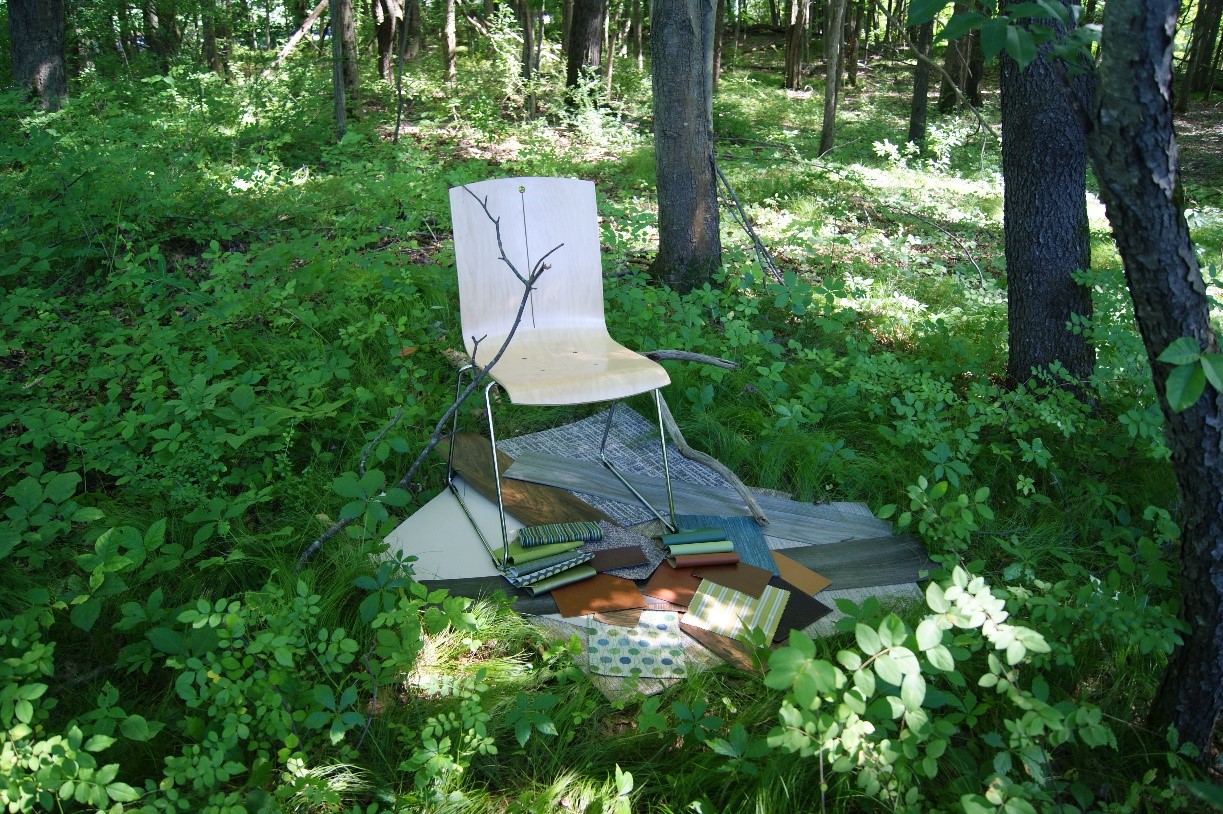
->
left=449, top=176, right=609, bottom=359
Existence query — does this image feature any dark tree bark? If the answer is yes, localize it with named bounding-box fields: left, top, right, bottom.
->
left=819, top=0, right=848, bottom=155
left=1087, top=0, right=1223, bottom=766
left=517, top=0, right=536, bottom=114
left=906, top=18, right=934, bottom=147
left=336, top=0, right=359, bottom=96
left=713, top=0, right=726, bottom=89
left=937, top=2, right=982, bottom=112
left=845, top=0, right=863, bottom=86
left=7, top=0, right=67, bottom=110
left=330, top=0, right=347, bottom=139
left=631, top=0, right=644, bottom=70
left=567, top=0, right=605, bottom=91
left=444, top=0, right=457, bottom=82
left=1178, top=0, right=1223, bottom=110
left=1001, top=0, right=1094, bottom=389
left=651, top=0, right=722, bottom=293
left=404, top=0, right=423, bottom=58
left=373, top=0, right=404, bottom=80
left=784, top=0, right=808, bottom=88
left=144, top=0, right=180, bottom=71
left=201, top=0, right=228, bottom=75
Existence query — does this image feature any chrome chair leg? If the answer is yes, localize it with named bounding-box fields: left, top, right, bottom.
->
left=483, top=380, right=512, bottom=568
left=445, top=364, right=474, bottom=486
left=598, top=395, right=678, bottom=533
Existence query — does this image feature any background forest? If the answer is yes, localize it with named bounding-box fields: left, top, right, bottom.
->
left=2, top=0, right=1223, bottom=811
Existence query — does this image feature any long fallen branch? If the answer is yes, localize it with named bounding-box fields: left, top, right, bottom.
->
left=297, top=186, right=556, bottom=569
left=262, top=0, right=329, bottom=79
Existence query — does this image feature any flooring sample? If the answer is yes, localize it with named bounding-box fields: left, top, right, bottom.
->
left=551, top=572, right=648, bottom=618
left=504, top=539, right=584, bottom=565
left=641, top=562, right=701, bottom=607
left=667, top=552, right=741, bottom=568
left=683, top=580, right=790, bottom=643
left=770, top=535, right=933, bottom=590
left=499, top=407, right=741, bottom=525
left=419, top=575, right=558, bottom=614
left=588, top=546, right=649, bottom=573
left=802, top=582, right=925, bottom=638
left=383, top=478, right=519, bottom=580
left=505, top=452, right=893, bottom=543
left=677, top=514, right=778, bottom=576
left=587, top=611, right=686, bottom=678
left=438, top=433, right=612, bottom=527
left=581, top=522, right=666, bottom=580
left=772, top=551, right=833, bottom=596
left=678, top=621, right=760, bottom=672
left=692, top=562, right=773, bottom=599
left=770, top=577, right=834, bottom=643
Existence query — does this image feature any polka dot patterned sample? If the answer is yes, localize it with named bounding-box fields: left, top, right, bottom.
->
left=586, top=611, right=686, bottom=678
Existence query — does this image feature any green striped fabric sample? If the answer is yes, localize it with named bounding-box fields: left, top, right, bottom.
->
left=504, top=552, right=596, bottom=587
left=684, top=580, right=790, bottom=643
left=517, top=521, right=604, bottom=547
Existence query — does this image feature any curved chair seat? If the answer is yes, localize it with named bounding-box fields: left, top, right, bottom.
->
left=480, top=328, right=670, bottom=406
left=447, top=176, right=678, bottom=569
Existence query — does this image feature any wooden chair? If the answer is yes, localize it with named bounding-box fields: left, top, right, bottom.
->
left=446, top=176, right=677, bottom=568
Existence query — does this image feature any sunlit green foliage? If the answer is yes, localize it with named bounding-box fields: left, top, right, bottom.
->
left=1, top=23, right=1220, bottom=813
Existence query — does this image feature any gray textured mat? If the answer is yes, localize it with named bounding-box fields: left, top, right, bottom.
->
left=505, top=451, right=892, bottom=544
left=768, top=535, right=933, bottom=590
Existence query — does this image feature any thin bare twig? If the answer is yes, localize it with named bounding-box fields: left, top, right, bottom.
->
left=296, top=187, right=560, bottom=569
left=713, top=157, right=786, bottom=285
left=643, top=349, right=737, bottom=369
left=359, top=406, right=404, bottom=476
left=877, top=5, right=1000, bottom=143
left=878, top=202, right=987, bottom=285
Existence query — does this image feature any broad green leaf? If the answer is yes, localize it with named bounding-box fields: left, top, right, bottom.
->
left=8, top=477, right=43, bottom=512
left=230, top=384, right=257, bottom=413
left=45, top=472, right=82, bottom=504
left=1157, top=336, right=1201, bottom=365
left=916, top=618, right=943, bottom=651
left=84, top=733, right=117, bottom=752
left=71, top=598, right=103, bottom=632
left=926, top=582, right=950, bottom=613
left=147, top=626, right=184, bottom=654
left=873, top=652, right=903, bottom=685
left=980, top=18, right=1009, bottom=63
left=1201, top=353, right=1223, bottom=392
left=927, top=644, right=956, bottom=672
left=856, top=623, right=882, bottom=655
left=1005, top=25, right=1038, bottom=70
left=908, top=0, right=951, bottom=25
left=901, top=672, right=927, bottom=710
left=939, top=11, right=987, bottom=43
left=1165, top=363, right=1206, bottom=411
left=121, top=714, right=164, bottom=741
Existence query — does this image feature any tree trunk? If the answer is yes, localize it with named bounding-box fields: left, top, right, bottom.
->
left=819, top=0, right=848, bottom=154
left=336, top=0, right=359, bottom=96
left=937, top=2, right=971, bottom=112
left=202, top=0, right=226, bottom=75
left=631, top=0, right=644, bottom=70
left=7, top=0, right=67, bottom=110
left=845, top=0, right=862, bottom=86
left=651, top=0, right=722, bottom=293
left=785, top=0, right=808, bottom=88
left=144, top=0, right=180, bottom=71
left=768, top=0, right=780, bottom=27
left=405, top=0, right=423, bottom=58
left=1088, top=0, right=1223, bottom=766
left=1178, top=0, right=1223, bottom=110
left=444, top=0, right=457, bottom=82
left=1001, top=0, right=1094, bottom=389
left=264, top=0, right=327, bottom=76
left=330, top=0, right=347, bottom=139
left=518, top=0, right=536, bottom=115
left=373, top=0, right=403, bottom=81
left=713, top=0, right=726, bottom=89
left=567, top=0, right=605, bottom=92
left=906, top=18, right=933, bottom=147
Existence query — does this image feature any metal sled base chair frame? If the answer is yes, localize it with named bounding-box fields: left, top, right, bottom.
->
left=445, top=365, right=678, bottom=569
